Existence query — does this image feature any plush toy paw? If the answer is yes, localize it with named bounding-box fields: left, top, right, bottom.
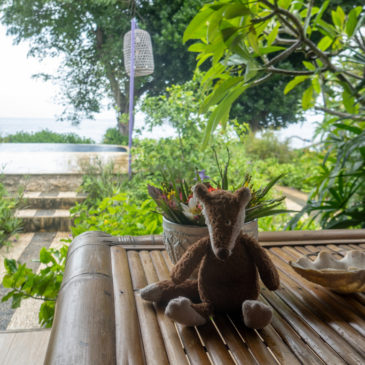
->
left=165, top=297, right=207, bottom=327
left=140, top=282, right=164, bottom=302
left=242, top=300, right=273, bottom=329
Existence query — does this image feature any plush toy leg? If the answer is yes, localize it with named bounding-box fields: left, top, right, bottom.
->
left=140, top=279, right=200, bottom=304
left=242, top=300, right=273, bottom=329
left=165, top=297, right=212, bottom=326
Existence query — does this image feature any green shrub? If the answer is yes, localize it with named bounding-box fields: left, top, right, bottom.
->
left=71, top=193, right=162, bottom=237
left=0, top=129, right=95, bottom=143
left=2, top=244, right=69, bottom=327
left=78, top=159, right=128, bottom=206
left=0, top=181, right=24, bottom=247
left=102, top=128, right=128, bottom=145
left=244, top=131, right=295, bottom=163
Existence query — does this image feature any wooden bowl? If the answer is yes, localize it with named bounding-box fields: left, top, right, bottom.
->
left=289, top=250, right=365, bottom=294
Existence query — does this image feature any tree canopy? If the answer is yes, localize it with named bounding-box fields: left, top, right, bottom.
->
left=0, top=0, right=205, bottom=134
left=1, top=0, right=314, bottom=134
left=184, top=0, right=365, bottom=228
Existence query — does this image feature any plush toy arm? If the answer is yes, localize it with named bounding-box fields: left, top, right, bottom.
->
left=171, top=237, right=210, bottom=284
left=241, top=234, right=280, bottom=290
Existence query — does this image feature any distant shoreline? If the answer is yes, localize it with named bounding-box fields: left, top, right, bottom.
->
left=0, top=117, right=116, bottom=143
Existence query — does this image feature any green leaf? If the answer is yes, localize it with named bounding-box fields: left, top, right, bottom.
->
left=188, top=43, right=206, bottom=53
left=11, top=294, right=22, bottom=309
left=4, top=259, right=17, bottom=274
left=247, top=30, right=260, bottom=55
left=342, top=90, right=356, bottom=114
left=302, top=85, right=314, bottom=110
left=316, top=19, right=337, bottom=38
left=345, top=7, right=360, bottom=38
left=200, top=77, right=244, bottom=113
left=314, top=0, right=330, bottom=23
left=278, top=0, right=291, bottom=10
left=311, top=77, right=321, bottom=94
left=258, top=46, right=285, bottom=55
left=335, top=6, right=346, bottom=28
left=317, top=36, right=332, bottom=51
left=1, top=291, right=15, bottom=303
left=284, top=76, right=309, bottom=95
left=202, top=85, right=247, bottom=148
left=302, top=61, right=315, bottom=71
left=2, top=274, right=14, bottom=288
left=266, top=23, right=280, bottom=46
left=334, top=123, right=362, bottom=135
left=39, top=248, right=54, bottom=264
left=183, top=8, right=214, bottom=43
left=222, top=3, right=250, bottom=19
left=331, top=10, right=341, bottom=29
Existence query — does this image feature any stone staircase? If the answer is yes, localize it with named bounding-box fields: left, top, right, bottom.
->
left=14, top=192, right=87, bottom=232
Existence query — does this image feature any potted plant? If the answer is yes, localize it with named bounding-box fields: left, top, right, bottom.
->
left=148, top=155, right=289, bottom=264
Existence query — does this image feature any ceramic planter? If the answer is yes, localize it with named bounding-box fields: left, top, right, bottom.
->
left=163, top=217, right=258, bottom=264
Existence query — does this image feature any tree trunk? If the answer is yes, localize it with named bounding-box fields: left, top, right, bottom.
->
left=95, top=26, right=129, bottom=137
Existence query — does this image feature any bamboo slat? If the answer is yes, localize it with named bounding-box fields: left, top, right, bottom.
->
left=127, top=251, right=170, bottom=365
left=227, top=314, right=278, bottom=365
left=259, top=295, right=325, bottom=365
left=262, top=289, right=347, bottom=364
left=110, top=246, right=145, bottom=365
left=139, top=250, right=189, bottom=365
left=211, top=315, right=259, bottom=364
left=259, top=229, right=365, bottom=246
left=256, top=323, right=301, bottom=365
left=45, top=233, right=116, bottom=365
left=44, top=231, right=365, bottom=365
left=268, top=248, right=365, bottom=355
left=156, top=251, right=212, bottom=365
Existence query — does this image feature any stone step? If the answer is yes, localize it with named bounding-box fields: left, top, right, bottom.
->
left=0, top=329, right=51, bottom=364
left=15, top=209, right=72, bottom=232
left=20, top=191, right=87, bottom=209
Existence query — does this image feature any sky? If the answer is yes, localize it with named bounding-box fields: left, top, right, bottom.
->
left=0, top=23, right=319, bottom=147
left=0, top=24, right=114, bottom=120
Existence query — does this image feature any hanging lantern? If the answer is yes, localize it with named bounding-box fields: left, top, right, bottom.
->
left=123, top=28, right=154, bottom=77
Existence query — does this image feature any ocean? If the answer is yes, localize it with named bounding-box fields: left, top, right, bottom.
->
left=0, top=116, right=316, bottom=148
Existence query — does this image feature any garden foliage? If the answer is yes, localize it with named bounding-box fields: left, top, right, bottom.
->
left=184, top=0, right=364, bottom=228
left=0, top=181, right=23, bottom=247
left=0, top=129, right=95, bottom=144
left=2, top=244, right=68, bottom=328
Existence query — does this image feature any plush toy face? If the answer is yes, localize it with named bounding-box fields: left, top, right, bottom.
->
left=193, top=184, right=251, bottom=261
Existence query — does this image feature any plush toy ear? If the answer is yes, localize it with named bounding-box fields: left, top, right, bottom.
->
left=235, top=187, right=251, bottom=208
left=193, top=183, right=211, bottom=203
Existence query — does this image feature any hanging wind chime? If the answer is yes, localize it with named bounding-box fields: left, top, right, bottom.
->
left=123, top=18, right=154, bottom=178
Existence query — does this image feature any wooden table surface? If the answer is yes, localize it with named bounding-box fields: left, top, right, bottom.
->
left=44, top=230, right=365, bottom=365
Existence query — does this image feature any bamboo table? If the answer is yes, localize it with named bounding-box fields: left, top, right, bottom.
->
left=44, top=230, right=365, bottom=365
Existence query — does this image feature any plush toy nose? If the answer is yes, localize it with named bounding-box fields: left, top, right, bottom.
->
left=216, top=248, right=230, bottom=261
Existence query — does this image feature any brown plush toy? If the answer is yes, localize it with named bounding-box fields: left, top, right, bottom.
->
left=140, top=184, right=280, bottom=328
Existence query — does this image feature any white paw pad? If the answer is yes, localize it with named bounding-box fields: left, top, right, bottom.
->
left=140, top=283, right=164, bottom=302
left=165, top=297, right=206, bottom=327
left=242, top=300, right=273, bottom=329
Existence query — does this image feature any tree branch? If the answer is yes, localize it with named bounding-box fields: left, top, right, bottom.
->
left=266, top=67, right=327, bottom=75
left=264, top=40, right=301, bottom=67
left=274, top=36, right=297, bottom=45
left=315, top=107, right=365, bottom=121
left=259, top=0, right=357, bottom=96
left=250, top=73, right=273, bottom=87
left=252, top=11, right=276, bottom=24
left=303, top=0, right=314, bottom=34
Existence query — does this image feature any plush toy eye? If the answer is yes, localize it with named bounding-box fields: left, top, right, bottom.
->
left=226, top=220, right=231, bottom=226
